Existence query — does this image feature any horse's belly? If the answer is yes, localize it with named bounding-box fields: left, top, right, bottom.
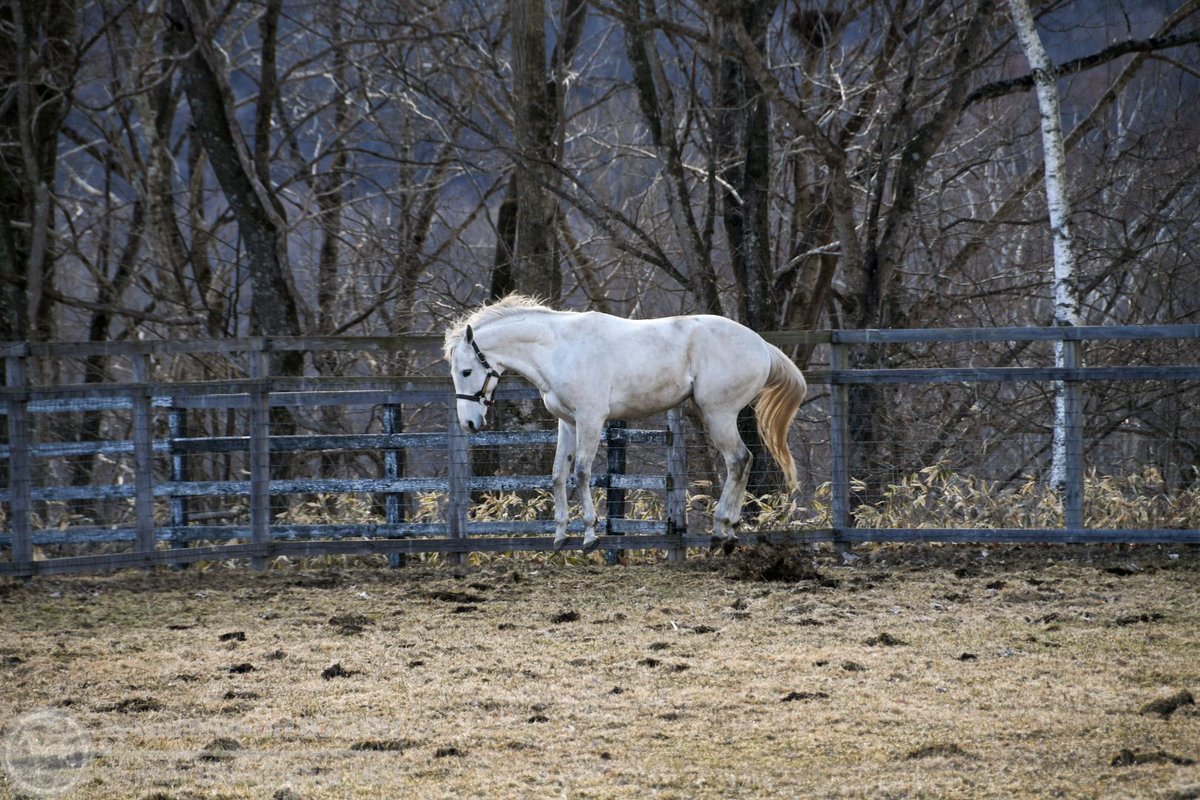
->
left=608, top=384, right=691, bottom=420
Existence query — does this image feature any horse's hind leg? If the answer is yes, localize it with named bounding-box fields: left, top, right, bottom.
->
left=703, top=408, right=752, bottom=549
left=573, top=416, right=604, bottom=553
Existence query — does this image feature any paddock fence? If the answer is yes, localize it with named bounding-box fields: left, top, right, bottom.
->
left=2, top=325, right=1198, bottom=577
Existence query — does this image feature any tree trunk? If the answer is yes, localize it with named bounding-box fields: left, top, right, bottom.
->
left=509, top=0, right=561, bottom=301
left=168, top=0, right=305, bottom=522
left=0, top=0, right=75, bottom=343
left=715, top=0, right=782, bottom=496
left=166, top=0, right=304, bottom=375
left=484, top=0, right=586, bottom=480
left=622, top=0, right=722, bottom=314
left=1007, top=0, right=1082, bottom=491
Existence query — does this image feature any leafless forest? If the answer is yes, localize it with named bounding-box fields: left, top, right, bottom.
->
left=2, top=0, right=1198, bottom=498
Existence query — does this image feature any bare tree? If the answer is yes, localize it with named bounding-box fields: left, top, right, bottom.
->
left=508, top=0, right=564, bottom=301
left=166, top=0, right=304, bottom=375
left=1007, top=0, right=1080, bottom=491
left=0, top=0, right=77, bottom=343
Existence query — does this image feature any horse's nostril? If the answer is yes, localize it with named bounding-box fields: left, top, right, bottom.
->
left=466, top=420, right=477, bottom=432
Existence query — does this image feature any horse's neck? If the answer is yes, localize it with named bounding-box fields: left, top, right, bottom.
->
left=479, top=315, right=557, bottom=390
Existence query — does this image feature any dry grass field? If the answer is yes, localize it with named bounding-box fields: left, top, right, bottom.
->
left=2, top=542, right=1198, bottom=799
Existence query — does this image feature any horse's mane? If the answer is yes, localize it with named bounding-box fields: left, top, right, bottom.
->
left=442, top=294, right=560, bottom=360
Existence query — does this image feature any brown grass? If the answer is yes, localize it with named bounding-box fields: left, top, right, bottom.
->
left=1, top=543, right=1198, bottom=799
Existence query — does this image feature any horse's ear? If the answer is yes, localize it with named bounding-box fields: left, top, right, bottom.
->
left=465, top=325, right=474, bottom=344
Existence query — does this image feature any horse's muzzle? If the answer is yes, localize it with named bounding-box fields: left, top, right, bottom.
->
left=458, top=405, right=485, bottom=433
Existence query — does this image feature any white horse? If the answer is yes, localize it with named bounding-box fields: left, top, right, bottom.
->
left=443, top=295, right=807, bottom=553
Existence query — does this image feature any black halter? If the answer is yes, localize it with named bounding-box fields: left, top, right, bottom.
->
left=455, top=325, right=502, bottom=406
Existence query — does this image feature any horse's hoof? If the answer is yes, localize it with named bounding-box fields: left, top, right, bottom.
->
left=581, top=537, right=601, bottom=554
left=552, top=538, right=569, bottom=554
left=721, top=537, right=740, bottom=556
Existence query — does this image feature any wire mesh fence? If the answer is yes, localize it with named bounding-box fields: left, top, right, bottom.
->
left=3, top=326, right=1199, bottom=576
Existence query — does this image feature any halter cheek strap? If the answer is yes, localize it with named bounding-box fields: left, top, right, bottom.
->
left=455, top=325, right=502, bottom=406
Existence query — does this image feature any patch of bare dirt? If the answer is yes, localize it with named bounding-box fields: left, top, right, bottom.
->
left=0, top=542, right=1196, bottom=799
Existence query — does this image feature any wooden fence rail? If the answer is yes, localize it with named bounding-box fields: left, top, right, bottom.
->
left=3, top=325, right=1200, bottom=577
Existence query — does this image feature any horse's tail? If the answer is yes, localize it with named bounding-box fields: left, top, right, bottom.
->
left=755, top=343, right=807, bottom=490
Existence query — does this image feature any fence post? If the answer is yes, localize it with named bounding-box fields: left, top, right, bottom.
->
left=248, top=344, right=271, bottom=570
left=168, top=402, right=190, bottom=568
left=168, top=403, right=189, bottom=530
left=828, top=340, right=852, bottom=554
left=383, top=403, right=406, bottom=568
left=446, top=401, right=469, bottom=566
left=131, top=353, right=156, bottom=565
left=604, top=420, right=627, bottom=565
left=1061, top=337, right=1085, bottom=530
left=5, top=352, right=33, bottom=577
left=666, top=406, right=687, bottom=563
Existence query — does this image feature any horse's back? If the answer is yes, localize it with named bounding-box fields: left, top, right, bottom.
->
left=546, top=311, right=769, bottom=419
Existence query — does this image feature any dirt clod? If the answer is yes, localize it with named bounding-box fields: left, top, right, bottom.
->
left=219, top=631, right=246, bottom=642
left=428, top=590, right=486, bottom=604
left=199, top=737, right=241, bottom=762
left=731, top=543, right=837, bottom=584
left=350, top=739, right=410, bottom=752
left=550, top=610, right=580, bottom=624
left=781, top=691, right=829, bottom=702
left=103, top=696, right=163, bottom=713
left=905, top=742, right=974, bottom=760
left=228, top=662, right=255, bottom=674
left=321, top=662, right=357, bottom=680
left=1139, top=690, right=1195, bottom=719
left=1110, top=748, right=1196, bottom=767
left=1164, top=787, right=1200, bottom=800
left=864, top=632, right=907, bottom=646
left=328, top=613, right=372, bottom=635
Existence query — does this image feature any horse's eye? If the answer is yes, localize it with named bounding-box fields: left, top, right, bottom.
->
left=462, top=369, right=472, bottom=377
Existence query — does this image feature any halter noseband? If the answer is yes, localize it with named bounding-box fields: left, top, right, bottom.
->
left=455, top=325, right=502, bottom=407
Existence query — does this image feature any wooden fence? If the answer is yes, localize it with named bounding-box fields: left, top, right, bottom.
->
left=2, top=325, right=1199, bottom=577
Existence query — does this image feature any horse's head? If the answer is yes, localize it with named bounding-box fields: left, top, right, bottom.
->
left=448, top=325, right=502, bottom=432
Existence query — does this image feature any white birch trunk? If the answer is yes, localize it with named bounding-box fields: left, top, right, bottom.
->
left=1008, top=0, right=1081, bottom=491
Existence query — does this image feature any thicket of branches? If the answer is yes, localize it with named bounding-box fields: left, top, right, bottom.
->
left=2, top=0, right=1198, bottom=494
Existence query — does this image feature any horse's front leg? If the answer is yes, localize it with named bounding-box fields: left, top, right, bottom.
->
left=573, top=416, right=604, bottom=553
left=551, top=420, right=576, bottom=553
